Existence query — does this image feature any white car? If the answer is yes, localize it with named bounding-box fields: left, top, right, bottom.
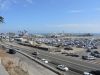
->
left=82, top=55, right=96, bottom=60
left=83, top=72, right=93, bottom=75
left=41, top=59, right=48, bottom=63
left=57, top=65, right=69, bottom=71
left=87, top=56, right=96, bottom=60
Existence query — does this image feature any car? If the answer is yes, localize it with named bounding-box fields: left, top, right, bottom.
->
left=64, top=46, right=73, bottom=50
left=65, top=53, right=73, bottom=56
left=90, top=70, right=100, bottom=75
left=41, top=59, right=48, bottom=63
left=91, top=53, right=100, bottom=58
left=61, top=52, right=68, bottom=54
left=91, top=51, right=100, bottom=58
left=71, top=54, right=79, bottom=57
left=82, top=55, right=95, bottom=60
left=8, top=49, right=16, bottom=54
left=76, top=45, right=83, bottom=48
left=91, top=46, right=98, bottom=49
left=83, top=72, right=93, bottom=75
left=84, top=70, right=100, bottom=75
left=32, top=52, right=39, bottom=56
left=86, top=49, right=91, bottom=52
left=57, top=65, right=69, bottom=71
left=93, top=51, right=100, bottom=54
left=65, top=53, right=79, bottom=57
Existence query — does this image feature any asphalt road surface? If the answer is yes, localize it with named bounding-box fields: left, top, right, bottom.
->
left=8, top=51, right=58, bottom=75
left=2, top=42, right=100, bottom=74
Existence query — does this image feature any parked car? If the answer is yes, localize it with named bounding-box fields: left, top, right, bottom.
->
left=71, top=54, right=79, bottom=57
left=76, top=44, right=83, bottom=48
left=65, top=53, right=73, bottom=56
left=91, top=51, right=100, bottom=58
left=9, top=49, right=16, bottom=54
left=65, top=53, right=79, bottom=57
left=93, top=51, right=100, bottom=54
left=82, top=55, right=95, bottom=60
left=61, top=52, right=68, bottom=54
left=91, top=46, right=98, bottom=49
left=57, top=65, right=69, bottom=71
left=86, top=49, right=91, bottom=52
left=64, top=46, right=73, bottom=50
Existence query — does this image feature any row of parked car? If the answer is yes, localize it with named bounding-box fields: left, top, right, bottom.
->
left=82, top=49, right=100, bottom=60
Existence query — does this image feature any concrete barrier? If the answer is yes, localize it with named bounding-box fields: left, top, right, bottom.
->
left=16, top=50, right=64, bottom=75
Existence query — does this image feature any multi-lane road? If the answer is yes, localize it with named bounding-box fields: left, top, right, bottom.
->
left=2, top=41, right=100, bottom=75
left=3, top=42, right=81, bottom=75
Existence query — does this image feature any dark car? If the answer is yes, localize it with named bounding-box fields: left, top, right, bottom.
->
left=32, top=52, right=39, bottom=56
left=71, top=54, right=79, bottom=57
left=61, top=52, right=68, bottom=54
left=93, top=51, right=100, bottom=54
left=91, top=51, right=100, bottom=58
left=92, top=54, right=100, bottom=58
left=90, top=70, right=100, bottom=75
left=65, top=53, right=79, bottom=57
left=9, top=49, right=16, bottom=54
left=82, top=56, right=87, bottom=60
left=91, top=46, right=98, bottom=49
left=64, top=47, right=73, bottom=50
left=86, top=49, right=91, bottom=52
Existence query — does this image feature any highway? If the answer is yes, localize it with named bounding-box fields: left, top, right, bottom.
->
left=2, top=42, right=100, bottom=74
left=1, top=42, right=82, bottom=75
left=4, top=43, right=81, bottom=75
left=9, top=50, right=58, bottom=75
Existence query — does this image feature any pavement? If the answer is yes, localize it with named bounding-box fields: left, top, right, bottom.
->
left=3, top=41, right=100, bottom=74
left=2, top=42, right=82, bottom=75
left=14, top=45, right=100, bottom=70
left=8, top=50, right=58, bottom=75
left=0, top=42, right=59, bottom=75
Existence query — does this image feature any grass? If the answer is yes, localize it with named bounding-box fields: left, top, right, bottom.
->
left=0, top=49, right=29, bottom=75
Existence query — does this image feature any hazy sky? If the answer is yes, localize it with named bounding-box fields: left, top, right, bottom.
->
left=0, top=0, right=100, bottom=33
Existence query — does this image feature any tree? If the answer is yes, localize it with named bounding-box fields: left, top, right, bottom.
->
left=0, top=16, right=4, bottom=23
left=0, top=16, right=4, bottom=42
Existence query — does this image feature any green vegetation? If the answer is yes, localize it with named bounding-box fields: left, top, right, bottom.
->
left=0, top=16, right=4, bottom=23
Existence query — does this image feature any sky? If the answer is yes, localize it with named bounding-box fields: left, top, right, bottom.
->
left=0, top=0, right=100, bottom=33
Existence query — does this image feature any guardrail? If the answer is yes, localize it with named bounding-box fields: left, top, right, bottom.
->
left=16, top=50, right=64, bottom=75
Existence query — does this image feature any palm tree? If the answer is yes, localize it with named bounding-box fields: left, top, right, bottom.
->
left=0, top=16, right=4, bottom=42
left=0, top=16, right=4, bottom=23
